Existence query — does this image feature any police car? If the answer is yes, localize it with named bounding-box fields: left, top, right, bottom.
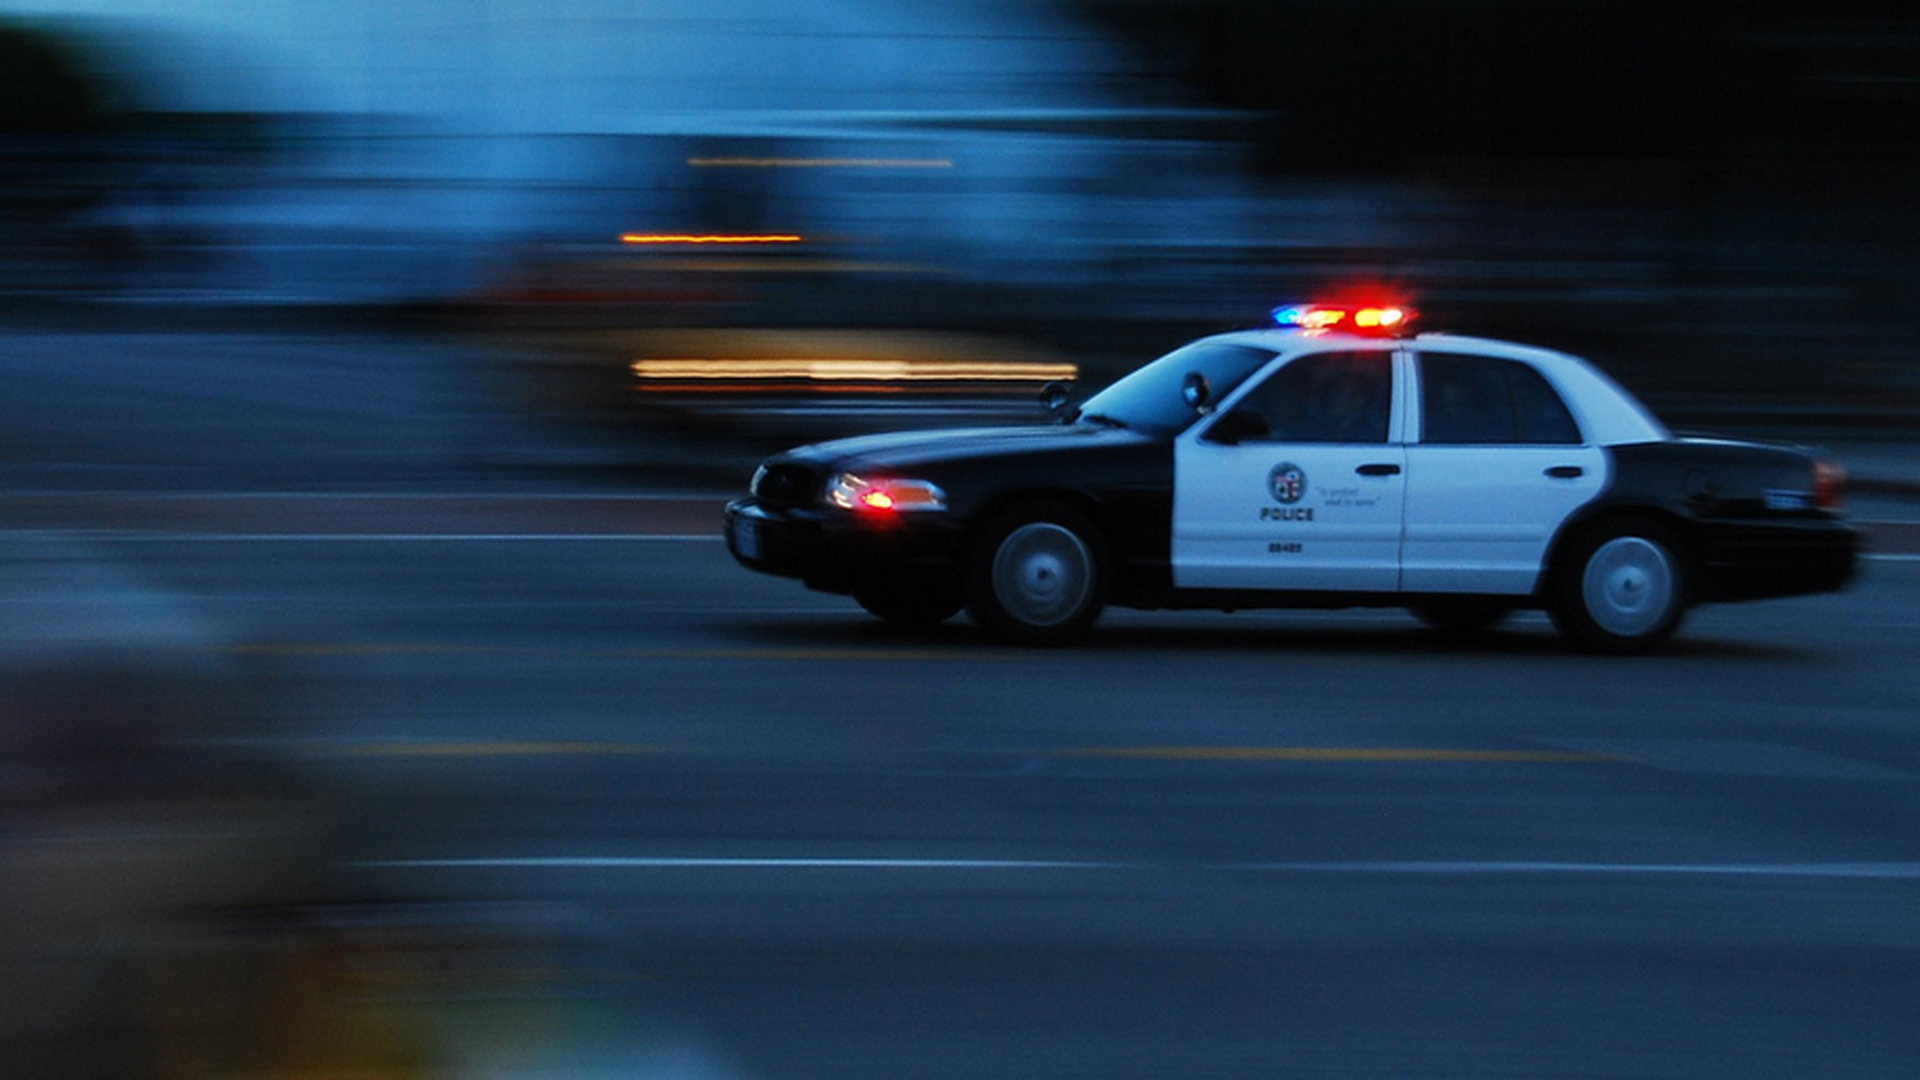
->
left=724, top=303, right=1858, bottom=652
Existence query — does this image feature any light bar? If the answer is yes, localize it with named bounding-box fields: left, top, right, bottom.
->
left=1273, top=303, right=1415, bottom=335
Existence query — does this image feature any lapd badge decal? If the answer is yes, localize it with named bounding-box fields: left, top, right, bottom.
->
left=1268, top=463, right=1307, bottom=505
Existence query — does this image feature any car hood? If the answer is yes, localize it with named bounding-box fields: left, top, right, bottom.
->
left=782, top=423, right=1154, bottom=471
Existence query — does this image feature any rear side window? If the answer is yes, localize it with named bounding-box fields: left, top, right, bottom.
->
left=1419, top=353, right=1581, bottom=445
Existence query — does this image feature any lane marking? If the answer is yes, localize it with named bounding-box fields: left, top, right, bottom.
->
left=56, top=533, right=1910, bottom=555
left=0, top=491, right=728, bottom=502
left=1240, top=861, right=1920, bottom=879
left=230, top=737, right=1911, bottom=778
left=353, top=856, right=1920, bottom=880
left=63, top=533, right=723, bottom=543
left=221, top=642, right=1016, bottom=661
left=361, top=857, right=1123, bottom=870
left=1066, top=746, right=1604, bottom=763
left=231, top=737, right=1604, bottom=764
left=306, top=740, right=683, bottom=759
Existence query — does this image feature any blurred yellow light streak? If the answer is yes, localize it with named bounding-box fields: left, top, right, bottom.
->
left=630, top=357, right=1079, bottom=383
left=620, top=233, right=803, bottom=245
left=688, top=156, right=953, bottom=169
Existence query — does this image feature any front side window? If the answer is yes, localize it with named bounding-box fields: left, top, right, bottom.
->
left=1419, top=353, right=1581, bottom=445
left=1208, top=351, right=1392, bottom=444
left=1076, top=342, right=1277, bottom=436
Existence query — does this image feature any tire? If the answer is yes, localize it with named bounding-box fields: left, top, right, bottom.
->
left=967, top=502, right=1107, bottom=646
left=1411, top=598, right=1512, bottom=635
left=853, top=578, right=964, bottom=627
left=1550, top=519, right=1688, bottom=654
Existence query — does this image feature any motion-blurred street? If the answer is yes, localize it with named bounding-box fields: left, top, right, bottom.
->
left=2, top=317, right=1918, bottom=1078
left=6, top=0, right=1920, bottom=1074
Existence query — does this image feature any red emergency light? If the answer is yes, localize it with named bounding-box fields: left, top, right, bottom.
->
left=1272, top=303, right=1415, bottom=336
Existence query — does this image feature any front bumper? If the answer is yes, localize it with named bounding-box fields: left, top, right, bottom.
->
left=1691, top=516, right=1860, bottom=602
left=724, top=498, right=964, bottom=595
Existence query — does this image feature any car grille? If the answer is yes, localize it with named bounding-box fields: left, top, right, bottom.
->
left=751, top=462, right=821, bottom=509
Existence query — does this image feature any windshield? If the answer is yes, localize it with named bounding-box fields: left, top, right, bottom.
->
left=1076, top=341, right=1278, bottom=436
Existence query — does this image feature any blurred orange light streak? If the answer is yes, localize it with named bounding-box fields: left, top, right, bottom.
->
left=620, top=234, right=803, bottom=245
left=687, top=157, right=953, bottom=169
left=631, top=358, right=1079, bottom=382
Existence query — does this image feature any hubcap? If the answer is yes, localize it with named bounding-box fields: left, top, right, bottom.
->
left=992, top=523, right=1092, bottom=627
left=1582, top=536, right=1676, bottom=637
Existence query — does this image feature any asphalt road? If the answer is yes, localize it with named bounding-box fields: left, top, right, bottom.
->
left=6, top=322, right=1919, bottom=1077
left=83, top=508, right=1920, bottom=1080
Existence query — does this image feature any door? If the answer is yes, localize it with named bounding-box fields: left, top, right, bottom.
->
left=1400, top=350, right=1606, bottom=594
left=1173, top=349, right=1406, bottom=592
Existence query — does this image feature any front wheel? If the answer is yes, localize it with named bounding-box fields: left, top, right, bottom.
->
left=1550, top=520, right=1688, bottom=654
left=967, top=503, right=1106, bottom=646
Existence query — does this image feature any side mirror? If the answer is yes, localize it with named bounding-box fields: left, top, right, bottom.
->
left=1039, top=380, right=1075, bottom=416
left=1181, top=372, right=1212, bottom=411
left=1205, top=410, right=1269, bottom=446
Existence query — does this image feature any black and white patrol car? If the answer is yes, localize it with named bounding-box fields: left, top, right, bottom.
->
left=723, top=304, right=1858, bottom=652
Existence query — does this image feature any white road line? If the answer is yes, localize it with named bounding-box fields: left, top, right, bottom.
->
left=359, top=857, right=1127, bottom=870
left=1245, top=861, right=1920, bottom=879
left=13, top=533, right=1911, bottom=556
left=354, top=856, right=1920, bottom=880
left=34, top=532, right=723, bottom=542
left=0, top=491, right=729, bottom=502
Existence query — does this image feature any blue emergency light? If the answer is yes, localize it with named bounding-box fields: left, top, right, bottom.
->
left=1273, top=303, right=1414, bottom=335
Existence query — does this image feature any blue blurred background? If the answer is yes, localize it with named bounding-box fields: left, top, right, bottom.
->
left=2, top=0, right=1916, bottom=427
left=4, top=3, right=1920, bottom=1077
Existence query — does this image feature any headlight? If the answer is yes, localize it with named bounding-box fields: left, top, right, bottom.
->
left=825, top=473, right=948, bottom=513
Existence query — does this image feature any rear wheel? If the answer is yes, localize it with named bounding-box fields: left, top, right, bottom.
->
left=967, top=502, right=1106, bottom=646
left=1550, top=519, right=1687, bottom=653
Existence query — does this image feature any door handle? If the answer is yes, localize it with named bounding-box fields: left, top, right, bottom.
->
left=1545, top=465, right=1585, bottom=479
left=1356, top=463, right=1402, bottom=477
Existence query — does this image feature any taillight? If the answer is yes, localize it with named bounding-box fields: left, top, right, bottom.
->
left=1813, top=457, right=1847, bottom=512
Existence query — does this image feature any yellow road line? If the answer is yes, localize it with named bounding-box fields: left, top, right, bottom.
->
left=287, top=740, right=1604, bottom=764
left=310, top=740, right=682, bottom=759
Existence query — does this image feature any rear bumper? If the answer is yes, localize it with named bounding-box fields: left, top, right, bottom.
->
left=1691, top=516, right=1860, bottom=602
left=724, top=498, right=964, bottom=595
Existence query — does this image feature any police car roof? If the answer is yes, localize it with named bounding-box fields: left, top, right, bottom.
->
left=1201, top=327, right=1670, bottom=446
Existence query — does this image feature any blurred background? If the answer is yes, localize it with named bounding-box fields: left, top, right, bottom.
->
left=2, top=0, right=1916, bottom=429
left=4, top=1, right=1920, bottom=1077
